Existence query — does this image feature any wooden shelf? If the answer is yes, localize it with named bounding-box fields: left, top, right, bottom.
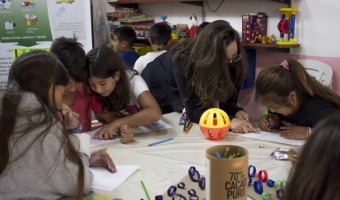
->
left=242, top=43, right=300, bottom=48
left=111, top=0, right=203, bottom=5
left=242, top=42, right=300, bottom=53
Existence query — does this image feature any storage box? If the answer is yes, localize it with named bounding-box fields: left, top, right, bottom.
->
left=242, top=12, right=268, bottom=43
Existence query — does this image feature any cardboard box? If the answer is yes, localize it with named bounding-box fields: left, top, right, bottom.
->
left=242, top=12, right=268, bottom=43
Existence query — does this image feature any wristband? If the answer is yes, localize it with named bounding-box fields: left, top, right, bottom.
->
left=261, top=191, right=272, bottom=200
left=276, top=189, right=285, bottom=199
left=68, top=123, right=82, bottom=134
left=177, top=182, right=185, bottom=189
left=188, top=189, right=196, bottom=195
left=189, top=194, right=199, bottom=200
left=188, top=166, right=200, bottom=182
left=167, top=185, right=177, bottom=197
left=254, top=180, right=263, bottom=194
left=274, top=180, right=286, bottom=190
left=198, top=177, right=205, bottom=190
left=248, top=177, right=252, bottom=186
left=172, top=194, right=186, bottom=200
left=267, top=179, right=274, bottom=187
left=248, top=165, right=256, bottom=178
left=258, top=170, right=268, bottom=182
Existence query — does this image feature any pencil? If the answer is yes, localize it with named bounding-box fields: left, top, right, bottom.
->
left=140, top=180, right=151, bottom=200
left=215, top=151, right=222, bottom=159
left=55, top=105, right=79, bottom=117
left=148, top=138, right=174, bottom=147
left=223, top=147, right=229, bottom=158
left=185, top=121, right=193, bottom=134
left=183, top=119, right=187, bottom=132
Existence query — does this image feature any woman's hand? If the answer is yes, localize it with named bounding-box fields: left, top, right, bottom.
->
left=89, top=148, right=116, bottom=173
left=120, top=124, right=133, bottom=144
left=280, top=125, right=308, bottom=140
left=235, top=110, right=250, bottom=121
left=230, top=118, right=259, bottom=133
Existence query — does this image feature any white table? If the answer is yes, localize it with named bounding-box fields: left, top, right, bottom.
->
left=90, top=112, right=295, bottom=199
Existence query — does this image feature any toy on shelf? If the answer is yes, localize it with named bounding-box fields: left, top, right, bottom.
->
left=251, top=34, right=276, bottom=44
left=160, top=15, right=168, bottom=23
left=199, top=108, right=230, bottom=140
left=277, top=8, right=298, bottom=45
left=184, top=14, right=198, bottom=38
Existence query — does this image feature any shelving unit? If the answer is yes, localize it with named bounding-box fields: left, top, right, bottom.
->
left=108, top=0, right=299, bottom=52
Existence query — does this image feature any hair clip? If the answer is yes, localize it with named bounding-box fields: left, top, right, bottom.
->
left=280, top=60, right=290, bottom=71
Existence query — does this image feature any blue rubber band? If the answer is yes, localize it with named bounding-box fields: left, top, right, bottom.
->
left=189, top=194, right=199, bottom=200
left=188, top=189, right=196, bottom=195
left=248, top=177, right=253, bottom=186
left=267, top=179, right=274, bottom=187
left=248, top=165, right=256, bottom=177
left=254, top=180, right=263, bottom=194
left=171, top=194, right=186, bottom=200
left=199, top=177, right=205, bottom=190
left=167, top=185, right=177, bottom=197
left=177, top=182, right=185, bottom=189
left=188, top=166, right=200, bottom=182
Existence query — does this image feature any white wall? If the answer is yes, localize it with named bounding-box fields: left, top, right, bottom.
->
left=293, top=0, right=340, bottom=57
left=118, top=0, right=340, bottom=58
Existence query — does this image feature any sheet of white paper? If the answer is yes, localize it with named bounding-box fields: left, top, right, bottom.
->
left=239, top=131, right=305, bottom=146
left=138, top=119, right=172, bottom=131
left=84, top=129, right=120, bottom=147
left=90, top=165, right=139, bottom=191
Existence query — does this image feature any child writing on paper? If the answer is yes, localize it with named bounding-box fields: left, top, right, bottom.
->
left=86, top=46, right=162, bottom=142
left=256, top=59, right=340, bottom=140
left=50, top=36, right=92, bottom=132
left=134, top=22, right=172, bottom=74
left=0, top=51, right=116, bottom=199
left=112, top=26, right=140, bottom=68
left=285, top=113, right=340, bottom=200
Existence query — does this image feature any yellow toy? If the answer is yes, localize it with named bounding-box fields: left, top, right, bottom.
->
left=199, top=108, right=230, bottom=140
left=277, top=8, right=298, bottom=45
left=251, top=34, right=276, bottom=44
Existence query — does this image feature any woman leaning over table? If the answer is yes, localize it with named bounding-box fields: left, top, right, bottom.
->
left=142, top=20, right=258, bottom=133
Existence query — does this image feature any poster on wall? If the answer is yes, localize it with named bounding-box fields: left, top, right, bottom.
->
left=0, top=0, right=92, bottom=90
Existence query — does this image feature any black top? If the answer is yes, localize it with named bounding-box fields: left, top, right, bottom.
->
left=142, top=51, right=244, bottom=123
left=274, top=97, right=340, bottom=128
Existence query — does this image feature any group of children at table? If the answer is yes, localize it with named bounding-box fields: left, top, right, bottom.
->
left=0, top=20, right=339, bottom=199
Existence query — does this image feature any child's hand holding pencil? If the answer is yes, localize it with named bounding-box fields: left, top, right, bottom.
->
left=55, top=103, right=80, bottom=130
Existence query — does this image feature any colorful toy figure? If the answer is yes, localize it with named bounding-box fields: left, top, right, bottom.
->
left=277, top=8, right=298, bottom=45
left=199, top=108, right=230, bottom=140
left=184, top=14, right=198, bottom=38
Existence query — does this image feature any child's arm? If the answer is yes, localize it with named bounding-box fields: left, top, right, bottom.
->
left=280, top=125, right=310, bottom=140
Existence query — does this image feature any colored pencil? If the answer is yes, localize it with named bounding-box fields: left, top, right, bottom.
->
left=140, top=180, right=151, bottom=200
left=148, top=138, right=174, bottom=147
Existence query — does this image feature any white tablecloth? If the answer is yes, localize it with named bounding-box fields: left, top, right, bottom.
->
left=90, top=112, right=295, bottom=199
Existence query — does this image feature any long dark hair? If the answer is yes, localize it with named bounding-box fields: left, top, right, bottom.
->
left=255, top=58, right=340, bottom=109
left=285, top=113, right=340, bottom=200
left=172, top=20, right=247, bottom=108
left=86, top=46, right=134, bottom=113
left=0, top=50, right=84, bottom=199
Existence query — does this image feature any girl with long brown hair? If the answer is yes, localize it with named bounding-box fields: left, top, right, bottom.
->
left=0, top=51, right=116, bottom=199
left=256, top=58, right=340, bottom=139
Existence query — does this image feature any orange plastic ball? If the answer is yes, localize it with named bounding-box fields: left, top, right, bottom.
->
left=199, top=108, right=230, bottom=140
